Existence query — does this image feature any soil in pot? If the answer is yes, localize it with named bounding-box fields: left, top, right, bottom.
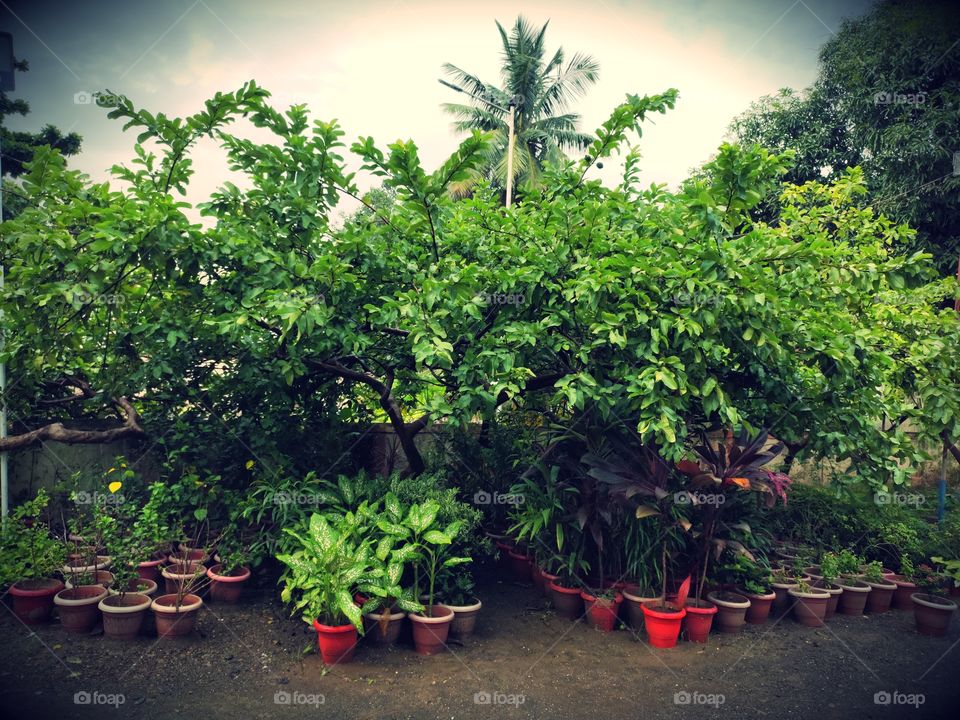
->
left=911, top=593, right=957, bottom=637
left=581, top=591, right=623, bottom=632
left=363, top=607, right=406, bottom=645
left=707, top=591, right=751, bottom=633
left=623, top=587, right=659, bottom=630
left=54, top=585, right=108, bottom=633
left=99, top=593, right=151, bottom=640
left=548, top=581, right=584, bottom=621
left=788, top=586, right=830, bottom=627
left=313, top=619, right=358, bottom=664
left=836, top=579, right=871, bottom=615
left=206, top=564, right=251, bottom=604
left=445, top=598, right=482, bottom=639
left=409, top=605, right=454, bottom=656
left=151, top=593, right=203, bottom=638
left=9, top=579, right=65, bottom=624
left=641, top=601, right=686, bottom=648
left=740, top=589, right=776, bottom=624
left=864, top=578, right=897, bottom=613
left=682, top=598, right=717, bottom=643
left=889, top=575, right=918, bottom=610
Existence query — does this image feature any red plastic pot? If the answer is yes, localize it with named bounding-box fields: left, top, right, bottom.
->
left=8, top=579, right=64, bottom=624
left=548, top=581, right=584, bottom=621
left=581, top=591, right=623, bottom=632
left=313, top=619, right=358, bottom=664
left=206, top=564, right=251, bottom=604
left=409, top=605, right=454, bottom=656
left=641, top=601, right=686, bottom=648
left=683, top=599, right=717, bottom=643
left=508, top=550, right=532, bottom=583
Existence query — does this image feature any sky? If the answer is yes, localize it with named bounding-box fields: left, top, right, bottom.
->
left=0, top=0, right=877, bottom=213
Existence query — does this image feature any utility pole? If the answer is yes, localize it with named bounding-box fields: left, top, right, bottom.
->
left=0, top=31, right=14, bottom=519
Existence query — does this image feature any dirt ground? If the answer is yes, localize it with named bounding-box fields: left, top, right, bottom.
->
left=2, top=558, right=958, bottom=720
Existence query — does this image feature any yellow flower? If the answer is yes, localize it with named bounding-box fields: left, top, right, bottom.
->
left=245, top=460, right=255, bottom=470
left=107, top=467, right=116, bottom=473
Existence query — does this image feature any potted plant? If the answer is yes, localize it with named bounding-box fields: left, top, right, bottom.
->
left=548, top=554, right=588, bottom=622
left=206, top=529, right=252, bottom=604
left=813, top=552, right=843, bottom=619
left=722, top=555, right=775, bottom=625
left=1, top=490, right=67, bottom=625
left=437, top=568, right=482, bottom=639
left=770, top=568, right=800, bottom=617
left=788, top=576, right=831, bottom=627
left=580, top=585, right=624, bottom=633
left=889, top=555, right=920, bottom=610
left=706, top=589, right=751, bottom=633
left=277, top=511, right=383, bottom=663
left=862, top=560, right=897, bottom=613
left=910, top=564, right=957, bottom=637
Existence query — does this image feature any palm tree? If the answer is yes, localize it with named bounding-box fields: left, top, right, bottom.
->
left=440, top=16, right=599, bottom=199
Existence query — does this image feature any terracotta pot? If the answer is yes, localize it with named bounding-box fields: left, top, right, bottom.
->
left=530, top=564, right=546, bottom=595
left=508, top=550, right=532, bottom=583
left=363, top=607, right=406, bottom=645
left=805, top=566, right=823, bottom=580
left=707, top=591, right=751, bottom=633
left=64, top=570, right=114, bottom=590
left=864, top=578, right=897, bottom=613
left=540, top=571, right=560, bottom=603
left=740, top=589, right=776, bottom=624
left=409, top=605, right=454, bottom=656
left=771, top=580, right=798, bottom=616
left=445, top=598, right=482, bottom=639
left=812, top=580, right=842, bottom=619
left=312, top=619, right=358, bottom=663
left=641, top=601, right=686, bottom=648
left=206, top=564, right=251, bottom=604
left=137, top=552, right=167, bottom=585
left=162, top=563, right=206, bottom=595
left=9, top=579, right=65, bottom=624
left=911, top=593, right=957, bottom=637
left=108, top=577, right=157, bottom=598
left=61, top=555, right=112, bottom=574
left=151, top=593, right=203, bottom=638
left=683, top=599, right=717, bottom=642
left=495, top=541, right=514, bottom=574
left=788, top=586, right=830, bottom=627
left=171, top=547, right=209, bottom=565
left=54, top=585, right=108, bottom=633
left=548, top=581, right=584, bottom=621
left=889, top=575, right=918, bottom=610
left=580, top=591, right=623, bottom=632
left=99, top=593, right=151, bottom=640
left=836, top=578, right=871, bottom=615
left=623, top=587, right=659, bottom=629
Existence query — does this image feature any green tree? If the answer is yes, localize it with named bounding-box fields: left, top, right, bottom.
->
left=729, top=0, right=960, bottom=276
left=440, top=15, right=599, bottom=198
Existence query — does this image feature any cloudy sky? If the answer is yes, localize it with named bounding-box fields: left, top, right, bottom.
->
left=1, top=0, right=875, bottom=211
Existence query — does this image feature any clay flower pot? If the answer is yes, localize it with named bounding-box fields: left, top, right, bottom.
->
left=740, top=589, right=776, bottom=624
left=548, top=581, right=584, bottom=621
left=99, top=592, right=151, bottom=640
left=495, top=540, right=514, bottom=574
left=641, top=601, right=686, bottom=648
left=771, top=579, right=800, bottom=616
left=54, top=585, right=108, bottom=633
left=508, top=550, right=532, bottom=583
left=707, top=591, right=751, bottom=633
left=682, top=598, right=717, bottom=642
left=540, top=571, right=560, bottom=604
left=623, top=586, right=658, bottom=630
left=137, top=551, right=167, bottom=585
left=864, top=578, right=897, bottom=613
left=61, top=555, right=112, bottom=574
left=889, top=575, right=918, bottom=610
left=162, top=563, right=205, bottom=595
left=804, top=566, right=823, bottom=581
left=530, top=564, right=546, bottom=595
left=167, top=549, right=208, bottom=568
left=788, top=586, right=831, bottom=627
left=64, top=570, right=114, bottom=591
left=8, top=579, right=65, bottom=624
left=446, top=598, right=482, bottom=639
left=108, top=577, right=157, bottom=598
left=151, top=593, right=203, bottom=638
left=206, top=564, right=251, bottom=604
left=836, top=578, right=872, bottom=615
left=409, top=605, right=454, bottom=656
left=812, top=580, right=842, bottom=619
left=911, top=593, right=957, bottom=637
left=580, top=591, right=623, bottom=632
left=313, top=619, right=358, bottom=664
left=363, top=607, right=406, bottom=645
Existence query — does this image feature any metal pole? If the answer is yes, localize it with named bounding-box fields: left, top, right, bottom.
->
left=939, top=444, right=947, bottom=525
left=505, top=103, right=515, bottom=209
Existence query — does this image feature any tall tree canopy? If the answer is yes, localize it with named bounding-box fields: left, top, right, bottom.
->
left=440, top=16, right=599, bottom=198
left=730, top=0, right=960, bottom=276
